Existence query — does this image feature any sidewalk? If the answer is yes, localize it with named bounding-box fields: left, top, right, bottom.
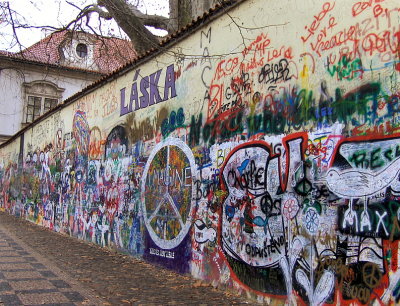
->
left=0, top=212, right=247, bottom=305
left=0, top=216, right=104, bottom=305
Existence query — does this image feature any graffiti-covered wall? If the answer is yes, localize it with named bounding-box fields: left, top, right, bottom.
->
left=1, top=0, right=400, bottom=304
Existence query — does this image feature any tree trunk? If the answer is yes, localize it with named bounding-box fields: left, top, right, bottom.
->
left=98, top=0, right=160, bottom=54
left=99, top=0, right=218, bottom=54
left=169, top=0, right=193, bottom=32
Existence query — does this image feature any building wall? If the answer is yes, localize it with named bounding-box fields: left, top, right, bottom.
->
left=1, top=0, right=400, bottom=304
left=0, top=64, right=99, bottom=139
left=0, top=69, right=25, bottom=137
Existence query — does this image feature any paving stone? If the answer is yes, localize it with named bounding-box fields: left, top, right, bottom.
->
left=0, top=263, right=33, bottom=270
left=62, top=291, right=85, bottom=302
left=9, top=278, right=44, bottom=282
left=30, top=263, right=46, bottom=269
left=50, top=279, right=71, bottom=289
left=39, top=270, right=57, bottom=278
left=9, top=279, right=56, bottom=291
left=0, top=294, right=23, bottom=305
left=15, top=289, right=59, bottom=294
left=3, top=271, right=44, bottom=280
left=23, top=257, right=37, bottom=262
left=17, top=251, right=29, bottom=255
left=0, top=282, right=12, bottom=291
left=0, top=251, right=20, bottom=257
left=1, top=269, right=35, bottom=273
left=18, top=292, right=70, bottom=305
left=0, top=247, right=14, bottom=251
left=0, top=257, right=25, bottom=263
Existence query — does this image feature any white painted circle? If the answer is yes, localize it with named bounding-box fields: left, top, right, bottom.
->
left=141, top=137, right=196, bottom=249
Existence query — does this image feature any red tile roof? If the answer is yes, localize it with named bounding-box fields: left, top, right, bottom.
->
left=20, top=31, right=67, bottom=65
left=93, top=35, right=137, bottom=73
left=6, top=30, right=137, bottom=74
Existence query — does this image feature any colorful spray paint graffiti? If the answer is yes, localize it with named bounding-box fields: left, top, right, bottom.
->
left=1, top=0, right=400, bottom=304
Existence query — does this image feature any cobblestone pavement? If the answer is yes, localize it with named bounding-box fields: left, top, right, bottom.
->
left=0, top=216, right=104, bottom=305
left=0, top=212, right=248, bottom=305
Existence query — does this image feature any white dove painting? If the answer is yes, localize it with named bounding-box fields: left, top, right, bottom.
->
left=326, top=156, right=400, bottom=198
left=194, top=219, right=216, bottom=244
left=326, top=156, right=400, bottom=233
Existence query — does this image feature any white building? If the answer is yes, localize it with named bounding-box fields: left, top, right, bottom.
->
left=0, top=30, right=136, bottom=143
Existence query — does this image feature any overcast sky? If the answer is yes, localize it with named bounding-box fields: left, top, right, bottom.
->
left=0, top=0, right=169, bottom=52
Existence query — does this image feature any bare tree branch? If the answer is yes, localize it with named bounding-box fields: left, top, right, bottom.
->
left=97, top=0, right=161, bottom=54
left=125, top=2, right=169, bottom=31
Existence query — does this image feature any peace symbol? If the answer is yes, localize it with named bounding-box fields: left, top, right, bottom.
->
left=362, top=262, right=382, bottom=289
left=141, top=138, right=196, bottom=249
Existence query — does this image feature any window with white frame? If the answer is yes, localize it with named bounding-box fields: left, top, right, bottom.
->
left=26, top=96, right=59, bottom=123
left=23, top=81, right=64, bottom=124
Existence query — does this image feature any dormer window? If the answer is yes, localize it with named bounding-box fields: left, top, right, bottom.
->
left=76, top=43, right=88, bottom=58
left=59, top=34, right=97, bottom=69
